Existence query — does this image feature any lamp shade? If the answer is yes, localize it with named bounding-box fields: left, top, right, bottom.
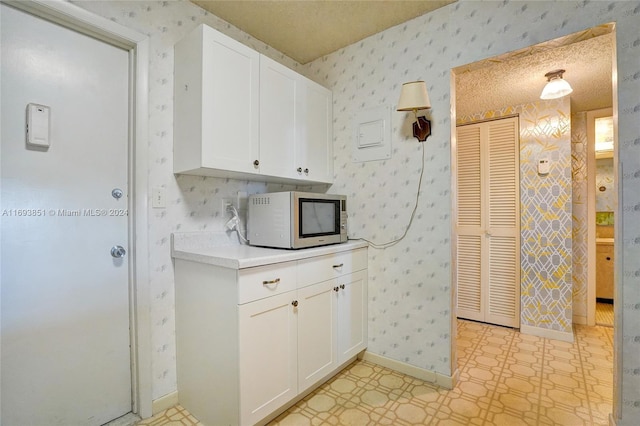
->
left=397, top=81, right=431, bottom=111
left=540, top=70, right=573, bottom=100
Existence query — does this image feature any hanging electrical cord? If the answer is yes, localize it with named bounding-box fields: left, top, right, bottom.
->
left=225, top=204, right=249, bottom=244
left=354, top=141, right=426, bottom=249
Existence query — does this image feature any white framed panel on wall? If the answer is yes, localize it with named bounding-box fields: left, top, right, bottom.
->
left=351, top=105, right=391, bottom=163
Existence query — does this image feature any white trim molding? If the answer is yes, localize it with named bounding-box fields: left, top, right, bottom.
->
left=2, top=0, right=152, bottom=419
left=152, top=391, right=179, bottom=416
left=361, top=351, right=458, bottom=390
left=520, top=324, right=574, bottom=343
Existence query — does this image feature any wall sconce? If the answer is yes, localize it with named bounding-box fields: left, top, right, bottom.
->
left=397, top=81, right=431, bottom=142
left=540, top=69, right=573, bottom=100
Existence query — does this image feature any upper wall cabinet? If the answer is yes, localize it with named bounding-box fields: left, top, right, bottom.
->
left=174, top=24, right=260, bottom=176
left=174, top=24, right=333, bottom=185
left=259, top=56, right=334, bottom=183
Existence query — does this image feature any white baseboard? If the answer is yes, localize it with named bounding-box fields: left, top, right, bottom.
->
left=361, top=351, right=457, bottom=389
left=573, top=315, right=587, bottom=325
left=151, top=391, right=179, bottom=415
left=520, top=324, right=574, bottom=342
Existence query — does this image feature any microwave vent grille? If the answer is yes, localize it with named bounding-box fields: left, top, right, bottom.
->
left=252, top=196, right=271, bottom=205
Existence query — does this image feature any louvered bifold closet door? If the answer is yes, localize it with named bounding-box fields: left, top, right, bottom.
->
left=455, top=117, right=520, bottom=328
left=485, top=117, right=520, bottom=327
left=455, top=125, right=484, bottom=322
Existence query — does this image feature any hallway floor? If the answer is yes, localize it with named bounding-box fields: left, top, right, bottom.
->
left=138, top=320, right=613, bottom=425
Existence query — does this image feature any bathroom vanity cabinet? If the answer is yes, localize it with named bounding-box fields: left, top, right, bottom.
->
left=172, top=241, right=367, bottom=426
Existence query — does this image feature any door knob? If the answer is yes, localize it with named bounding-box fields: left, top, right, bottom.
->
left=111, top=245, right=127, bottom=258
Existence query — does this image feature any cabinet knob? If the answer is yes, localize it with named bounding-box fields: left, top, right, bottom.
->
left=253, top=159, right=260, bottom=167
left=304, top=168, right=309, bottom=175
left=291, top=300, right=299, bottom=307
left=340, top=284, right=345, bottom=290
left=297, top=167, right=303, bottom=173
left=606, top=256, right=611, bottom=261
left=333, top=263, right=344, bottom=269
left=262, top=278, right=280, bottom=285
left=334, top=287, right=339, bottom=292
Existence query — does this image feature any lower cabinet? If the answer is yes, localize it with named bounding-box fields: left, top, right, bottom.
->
left=174, top=246, right=368, bottom=426
left=238, top=291, right=298, bottom=426
left=337, top=271, right=367, bottom=364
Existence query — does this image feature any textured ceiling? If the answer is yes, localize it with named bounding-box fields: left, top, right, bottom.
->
left=191, top=0, right=455, bottom=64
left=456, top=30, right=614, bottom=117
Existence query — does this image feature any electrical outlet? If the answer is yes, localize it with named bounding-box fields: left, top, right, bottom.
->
left=221, top=198, right=234, bottom=214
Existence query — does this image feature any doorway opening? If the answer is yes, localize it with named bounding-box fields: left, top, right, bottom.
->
left=450, top=23, right=618, bottom=422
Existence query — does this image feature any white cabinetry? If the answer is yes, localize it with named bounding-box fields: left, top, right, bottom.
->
left=174, top=24, right=333, bottom=184
left=174, top=24, right=259, bottom=176
left=174, top=245, right=367, bottom=426
left=258, top=56, right=301, bottom=180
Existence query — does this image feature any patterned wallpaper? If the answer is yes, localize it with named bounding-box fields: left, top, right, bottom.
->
left=74, top=0, right=640, bottom=421
left=458, top=98, right=573, bottom=335
left=571, top=112, right=588, bottom=322
left=72, top=0, right=302, bottom=400
left=597, top=158, right=616, bottom=212
left=305, top=1, right=640, bottom=421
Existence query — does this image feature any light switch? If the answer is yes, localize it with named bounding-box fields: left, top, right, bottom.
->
left=152, top=187, right=166, bottom=208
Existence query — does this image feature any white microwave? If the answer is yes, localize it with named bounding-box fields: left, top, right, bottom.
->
left=247, top=191, right=347, bottom=249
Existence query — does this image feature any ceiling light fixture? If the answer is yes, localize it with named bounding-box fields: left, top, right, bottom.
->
left=540, top=69, right=573, bottom=100
left=397, top=81, right=431, bottom=142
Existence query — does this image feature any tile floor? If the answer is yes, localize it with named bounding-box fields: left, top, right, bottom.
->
left=595, top=302, right=614, bottom=327
left=139, top=320, right=614, bottom=426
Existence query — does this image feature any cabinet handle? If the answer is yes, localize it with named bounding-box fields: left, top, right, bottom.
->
left=304, top=168, right=309, bottom=175
left=291, top=300, right=299, bottom=307
left=340, top=284, right=345, bottom=290
left=334, top=286, right=339, bottom=292
left=253, top=159, right=260, bottom=167
left=262, top=278, right=280, bottom=285
left=297, top=167, right=302, bottom=173
left=606, top=257, right=611, bottom=261
left=333, top=263, right=344, bottom=269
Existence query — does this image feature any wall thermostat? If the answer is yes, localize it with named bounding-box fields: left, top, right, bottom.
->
left=538, top=158, right=550, bottom=175
left=26, top=103, right=50, bottom=149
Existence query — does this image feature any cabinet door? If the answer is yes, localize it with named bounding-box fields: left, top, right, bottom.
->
left=238, top=290, right=297, bottom=426
left=297, top=280, right=337, bottom=392
left=259, top=55, right=301, bottom=179
left=174, top=25, right=260, bottom=175
left=336, top=270, right=368, bottom=364
left=298, top=79, right=333, bottom=183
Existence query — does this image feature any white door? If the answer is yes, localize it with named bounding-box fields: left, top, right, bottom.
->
left=1, top=4, right=132, bottom=425
left=456, top=117, right=520, bottom=328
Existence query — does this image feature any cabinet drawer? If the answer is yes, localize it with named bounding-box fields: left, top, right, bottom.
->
left=297, top=248, right=367, bottom=288
left=238, top=261, right=297, bottom=304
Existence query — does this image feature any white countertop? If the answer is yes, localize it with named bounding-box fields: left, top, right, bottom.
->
left=172, top=233, right=368, bottom=269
